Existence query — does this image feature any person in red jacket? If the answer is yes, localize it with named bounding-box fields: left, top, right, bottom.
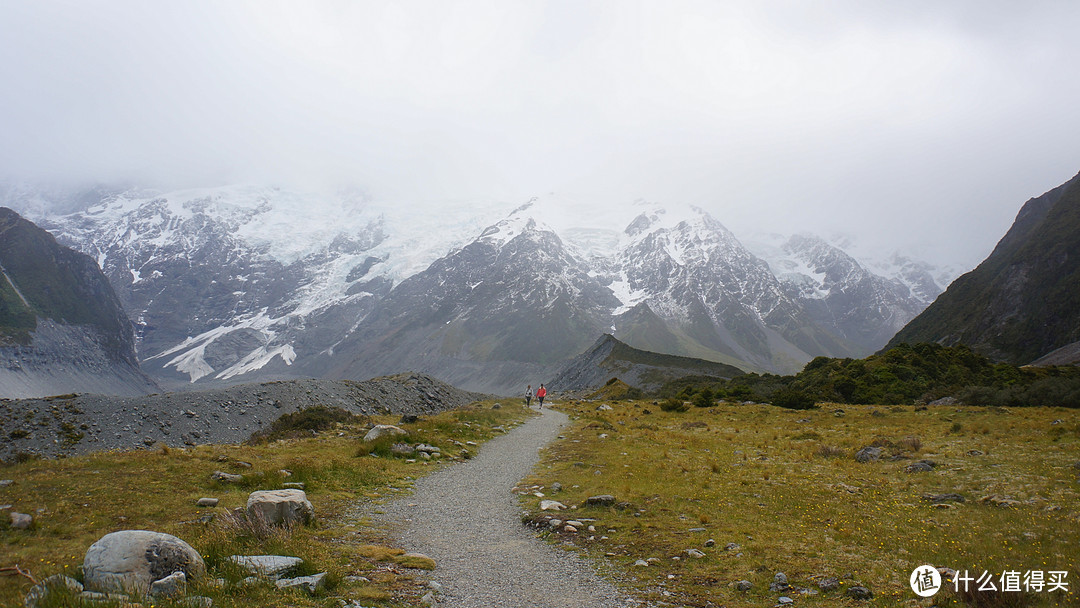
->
left=536, top=384, right=547, bottom=408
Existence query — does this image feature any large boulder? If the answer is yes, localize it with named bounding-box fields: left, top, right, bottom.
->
left=246, top=489, right=315, bottom=526
left=83, top=530, right=205, bottom=595
left=364, top=424, right=407, bottom=442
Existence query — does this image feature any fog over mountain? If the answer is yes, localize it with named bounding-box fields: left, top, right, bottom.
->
left=2, top=1, right=1080, bottom=273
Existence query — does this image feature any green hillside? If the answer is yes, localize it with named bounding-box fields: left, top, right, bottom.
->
left=885, top=171, right=1080, bottom=364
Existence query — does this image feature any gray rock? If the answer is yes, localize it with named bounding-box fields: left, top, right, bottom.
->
left=846, top=585, right=873, bottom=600
left=854, top=447, right=883, bottom=463
left=421, top=590, right=436, bottom=604
left=282, top=482, right=306, bottom=490
left=228, top=555, right=303, bottom=578
left=770, top=572, right=790, bottom=592
left=246, top=489, right=314, bottom=526
left=685, top=548, right=706, bottom=558
left=724, top=542, right=739, bottom=551
left=276, top=572, right=327, bottom=594
left=390, top=443, right=415, bottom=455
left=778, top=597, right=794, bottom=605
left=551, top=482, right=562, bottom=493
left=923, top=493, right=965, bottom=503
left=0, top=479, right=12, bottom=487
left=196, top=497, right=219, bottom=507
left=819, top=577, right=839, bottom=592
left=585, top=494, right=616, bottom=507
left=211, top=471, right=243, bottom=483
left=967, top=450, right=984, bottom=456
left=10, top=511, right=32, bottom=529
left=735, top=580, right=752, bottom=592
left=906, top=461, right=935, bottom=473
left=634, top=560, right=649, bottom=567
left=24, top=574, right=83, bottom=608
left=181, top=597, right=213, bottom=608
left=83, top=530, right=205, bottom=595
left=540, top=500, right=567, bottom=511
left=364, top=424, right=407, bottom=442
left=149, top=571, right=187, bottom=597
left=704, top=538, right=715, bottom=547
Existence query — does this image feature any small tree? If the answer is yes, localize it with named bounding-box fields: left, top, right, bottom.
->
left=693, top=387, right=716, bottom=408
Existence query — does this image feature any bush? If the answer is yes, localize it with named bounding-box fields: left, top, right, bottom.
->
left=660, top=398, right=689, bottom=412
left=249, top=406, right=366, bottom=444
left=771, top=388, right=817, bottom=410
left=693, top=388, right=716, bottom=408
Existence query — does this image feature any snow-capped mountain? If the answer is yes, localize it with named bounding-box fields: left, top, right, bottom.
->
left=324, top=200, right=621, bottom=392
left=3, top=185, right=950, bottom=392
left=746, top=233, right=929, bottom=353
left=603, top=208, right=853, bottom=372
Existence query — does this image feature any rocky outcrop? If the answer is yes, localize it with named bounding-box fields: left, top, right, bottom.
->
left=0, top=208, right=156, bottom=398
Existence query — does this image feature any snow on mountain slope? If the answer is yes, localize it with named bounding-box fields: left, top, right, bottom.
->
left=4, top=183, right=964, bottom=389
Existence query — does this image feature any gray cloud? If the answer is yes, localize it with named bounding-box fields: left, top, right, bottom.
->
left=2, top=0, right=1078, bottom=269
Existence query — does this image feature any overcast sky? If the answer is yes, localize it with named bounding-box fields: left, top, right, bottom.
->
left=2, top=0, right=1078, bottom=269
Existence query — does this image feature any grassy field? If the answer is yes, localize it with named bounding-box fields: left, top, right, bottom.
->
left=520, top=399, right=1080, bottom=607
left=0, top=401, right=533, bottom=607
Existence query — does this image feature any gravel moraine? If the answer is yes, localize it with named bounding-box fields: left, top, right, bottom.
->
left=376, top=408, right=643, bottom=608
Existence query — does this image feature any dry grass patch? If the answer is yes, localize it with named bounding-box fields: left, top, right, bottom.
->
left=0, top=401, right=533, bottom=607
left=522, top=400, right=1079, bottom=607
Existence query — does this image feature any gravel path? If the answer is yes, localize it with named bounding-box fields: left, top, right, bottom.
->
left=377, top=408, right=641, bottom=608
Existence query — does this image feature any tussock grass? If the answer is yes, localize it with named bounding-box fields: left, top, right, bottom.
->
left=522, top=400, right=1080, bottom=607
left=0, top=401, right=533, bottom=607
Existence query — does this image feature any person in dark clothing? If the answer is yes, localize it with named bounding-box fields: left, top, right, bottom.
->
left=524, top=385, right=533, bottom=407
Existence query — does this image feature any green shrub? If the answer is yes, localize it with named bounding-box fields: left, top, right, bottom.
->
left=660, top=398, right=689, bottom=413
left=771, top=388, right=817, bottom=410
left=249, top=406, right=366, bottom=444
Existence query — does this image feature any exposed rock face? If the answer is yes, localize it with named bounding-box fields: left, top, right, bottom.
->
left=82, top=530, right=205, bottom=595
left=0, top=208, right=156, bottom=398
left=887, top=170, right=1080, bottom=364
left=246, top=489, right=315, bottom=526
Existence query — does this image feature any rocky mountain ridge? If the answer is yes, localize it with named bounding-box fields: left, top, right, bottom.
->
left=887, top=170, right=1080, bottom=364
left=3, top=187, right=951, bottom=393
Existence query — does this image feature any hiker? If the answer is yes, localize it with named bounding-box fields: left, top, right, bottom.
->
left=524, top=384, right=533, bottom=407
left=536, top=384, right=547, bottom=408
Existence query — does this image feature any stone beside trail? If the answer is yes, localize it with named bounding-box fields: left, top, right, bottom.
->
left=375, top=409, right=640, bottom=608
